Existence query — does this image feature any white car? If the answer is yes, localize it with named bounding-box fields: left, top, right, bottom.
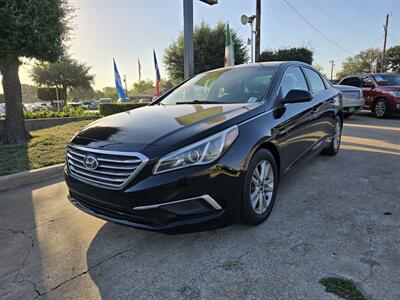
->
left=0, top=103, right=5, bottom=115
left=334, top=85, right=365, bottom=118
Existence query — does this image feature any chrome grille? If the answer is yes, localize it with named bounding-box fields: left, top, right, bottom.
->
left=66, top=144, right=148, bottom=190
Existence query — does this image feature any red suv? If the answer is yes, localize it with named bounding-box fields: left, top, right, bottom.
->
left=339, top=73, right=400, bottom=118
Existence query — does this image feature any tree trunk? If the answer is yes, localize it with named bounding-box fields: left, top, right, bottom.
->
left=0, top=58, right=31, bottom=144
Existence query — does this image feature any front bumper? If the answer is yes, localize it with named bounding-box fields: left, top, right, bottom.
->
left=65, top=161, right=244, bottom=231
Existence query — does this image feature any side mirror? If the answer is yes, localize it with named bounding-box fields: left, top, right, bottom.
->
left=281, top=89, right=313, bottom=104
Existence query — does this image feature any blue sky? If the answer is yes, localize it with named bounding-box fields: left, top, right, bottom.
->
left=15, top=0, right=400, bottom=90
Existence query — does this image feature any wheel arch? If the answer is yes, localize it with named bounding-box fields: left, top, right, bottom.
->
left=246, top=140, right=281, bottom=179
left=372, top=96, right=388, bottom=107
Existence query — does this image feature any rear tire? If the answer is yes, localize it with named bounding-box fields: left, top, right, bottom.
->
left=373, top=99, right=388, bottom=118
left=322, top=117, right=342, bottom=156
left=242, top=149, right=278, bottom=225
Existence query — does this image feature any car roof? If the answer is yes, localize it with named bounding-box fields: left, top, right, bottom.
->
left=342, top=72, right=398, bottom=79
left=204, top=61, right=312, bottom=74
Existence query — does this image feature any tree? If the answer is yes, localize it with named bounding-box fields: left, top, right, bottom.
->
left=95, top=87, right=117, bottom=100
left=385, top=45, right=400, bottom=73
left=313, top=64, right=328, bottom=78
left=31, top=57, right=94, bottom=105
left=69, top=87, right=96, bottom=101
left=131, top=80, right=154, bottom=94
left=159, top=79, right=175, bottom=91
left=0, top=0, right=72, bottom=144
left=259, top=47, right=313, bottom=65
left=21, top=84, right=39, bottom=103
left=164, top=22, right=248, bottom=82
left=336, top=48, right=382, bottom=79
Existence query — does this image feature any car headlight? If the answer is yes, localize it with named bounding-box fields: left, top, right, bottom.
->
left=153, top=125, right=239, bottom=174
left=389, top=91, right=400, bottom=97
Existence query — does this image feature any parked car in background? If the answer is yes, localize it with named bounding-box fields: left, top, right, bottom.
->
left=339, top=73, right=400, bottom=118
left=0, top=103, right=5, bottom=116
left=65, top=62, right=343, bottom=231
left=81, top=100, right=98, bottom=110
left=98, top=98, right=113, bottom=105
left=334, top=85, right=365, bottom=118
left=138, top=98, right=152, bottom=104
left=25, top=102, right=48, bottom=112
left=68, top=102, right=83, bottom=109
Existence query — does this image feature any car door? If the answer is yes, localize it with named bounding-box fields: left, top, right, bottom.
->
left=278, top=66, right=320, bottom=174
left=302, top=67, right=333, bottom=143
left=361, top=75, right=375, bottom=108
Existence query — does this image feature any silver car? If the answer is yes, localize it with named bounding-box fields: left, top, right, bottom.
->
left=334, top=85, right=365, bottom=118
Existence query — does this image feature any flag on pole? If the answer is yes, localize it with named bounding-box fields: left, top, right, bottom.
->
left=153, top=50, right=161, bottom=97
left=113, top=58, right=126, bottom=100
left=138, top=59, right=142, bottom=82
left=224, top=22, right=235, bottom=67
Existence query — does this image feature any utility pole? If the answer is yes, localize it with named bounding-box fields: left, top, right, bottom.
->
left=329, top=60, right=334, bottom=81
left=381, top=14, right=389, bottom=72
left=255, top=0, right=261, bottom=62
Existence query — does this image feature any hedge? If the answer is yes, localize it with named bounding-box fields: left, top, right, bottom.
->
left=99, top=103, right=149, bottom=116
left=24, top=107, right=99, bottom=119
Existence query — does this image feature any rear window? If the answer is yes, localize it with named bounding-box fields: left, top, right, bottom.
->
left=340, top=77, right=361, bottom=87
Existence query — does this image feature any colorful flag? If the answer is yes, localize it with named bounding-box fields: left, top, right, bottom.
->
left=138, top=59, right=142, bottom=82
left=113, top=58, right=126, bottom=100
left=153, top=50, right=161, bottom=97
left=224, top=23, right=235, bottom=67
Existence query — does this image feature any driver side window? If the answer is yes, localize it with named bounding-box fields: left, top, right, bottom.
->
left=280, top=67, right=308, bottom=98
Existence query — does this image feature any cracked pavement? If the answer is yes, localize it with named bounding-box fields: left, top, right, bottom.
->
left=0, top=112, right=399, bottom=299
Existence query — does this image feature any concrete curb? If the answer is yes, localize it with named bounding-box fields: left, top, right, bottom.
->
left=0, top=164, right=64, bottom=193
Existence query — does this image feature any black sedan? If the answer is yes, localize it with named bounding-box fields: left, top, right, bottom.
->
left=65, top=62, right=342, bottom=231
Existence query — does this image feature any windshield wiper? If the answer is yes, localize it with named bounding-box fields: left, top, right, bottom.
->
left=175, top=100, right=223, bottom=105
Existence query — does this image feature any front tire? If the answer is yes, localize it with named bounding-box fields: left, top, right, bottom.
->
left=373, top=99, right=388, bottom=118
left=242, top=149, right=278, bottom=225
left=322, top=117, right=342, bottom=156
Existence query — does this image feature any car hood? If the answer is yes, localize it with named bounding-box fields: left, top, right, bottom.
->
left=71, top=103, right=264, bottom=155
left=376, top=85, right=400, bottom=91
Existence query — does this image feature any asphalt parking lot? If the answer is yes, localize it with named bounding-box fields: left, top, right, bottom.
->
left=1, top=111, right=399, bottom=300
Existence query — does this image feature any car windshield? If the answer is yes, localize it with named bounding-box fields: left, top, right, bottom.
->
left=372, top=74, right=400, bottom=86
left=160, top=66, right=277, bottom=105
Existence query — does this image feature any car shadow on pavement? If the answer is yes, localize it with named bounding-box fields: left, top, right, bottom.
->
left=0, top=177, right=65, bottom=299
left=82, top=133, right=400, bottom=299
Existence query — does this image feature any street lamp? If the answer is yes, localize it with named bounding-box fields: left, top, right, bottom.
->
left=241, top=14, right=256, bottom=63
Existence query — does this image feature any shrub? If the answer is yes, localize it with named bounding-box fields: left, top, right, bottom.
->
left=24, top=107, right=99, bottom=119
left=99, top=103, right=148, bottom=116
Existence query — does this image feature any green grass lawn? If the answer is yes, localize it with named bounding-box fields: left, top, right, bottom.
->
left=0, top=120, right=93, bottom=176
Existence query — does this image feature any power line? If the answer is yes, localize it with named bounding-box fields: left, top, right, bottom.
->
left=309, top=0, right=365, bottom=35
left=283, top=0, right=355, bottom=56
left=388, top=33, right=399, bottom=45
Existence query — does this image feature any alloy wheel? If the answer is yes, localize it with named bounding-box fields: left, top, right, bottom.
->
left=333, top=119, right=341, bottom=151
left=250, top=160, right=274, bottom=214
left=375, top=100, right=386, bottom=117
